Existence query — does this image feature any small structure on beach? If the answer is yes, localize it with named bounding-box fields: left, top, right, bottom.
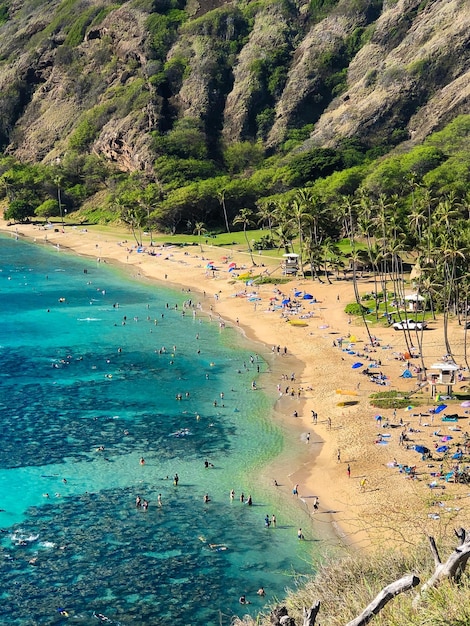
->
left=282, top=253, right=299, bottom=276
left=428, top=361, right=459, bottom=397
left=404, top=293, right=426, bottom=312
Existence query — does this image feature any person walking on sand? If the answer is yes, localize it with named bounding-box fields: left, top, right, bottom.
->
left=292, top=484, right=299, bottom=497
left=360, top=478, right=367, bottom=491
left=347, top=464, right=351, bottom=478
left=297, top=528, right=304, bottom=540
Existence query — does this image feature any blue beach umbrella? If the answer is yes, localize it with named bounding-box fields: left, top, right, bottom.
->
left=352, top=362, right=363, bottom=369
left=434, top=405, right=447, bottom=414
left=414, top=445, right=430, bottom=454
left=282, top=298, right=290, bottom=305
left=303, top=293, right=314, bottom=300
left=436, top=445, right=449, bottom=453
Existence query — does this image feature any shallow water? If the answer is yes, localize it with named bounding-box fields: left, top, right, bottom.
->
left=0, top=234, right=326, bottom=625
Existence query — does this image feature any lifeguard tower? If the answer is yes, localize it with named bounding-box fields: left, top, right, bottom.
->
left=282, top=253, right=299, bottom=276
left=428, top=361, right=459, bottom=397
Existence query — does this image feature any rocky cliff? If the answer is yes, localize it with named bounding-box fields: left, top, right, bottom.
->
left=0, top=0, right=468, bottom=171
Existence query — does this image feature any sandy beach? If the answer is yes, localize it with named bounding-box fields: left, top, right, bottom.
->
left=3, top=219, right=470, bottom=553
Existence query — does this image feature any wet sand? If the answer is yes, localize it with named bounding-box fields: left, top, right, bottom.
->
left=3, top=220, right=470, bottom=551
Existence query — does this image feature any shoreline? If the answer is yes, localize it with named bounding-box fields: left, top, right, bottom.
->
left=4, top=220, right=470, bottom=552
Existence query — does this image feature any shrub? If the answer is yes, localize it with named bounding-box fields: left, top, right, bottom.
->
left=253, top=234, right=275, bottom=250
left=370, top=390, right=421, bottom=409
left=344, top=302, right=368, bottom=315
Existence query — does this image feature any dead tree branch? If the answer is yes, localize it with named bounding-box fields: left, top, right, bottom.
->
left=413, top=527, right=470, bottom=607
left=270, top=575, right=418, bottom=626
left=345, top=574, right=420, bottom=626
left=302, top=601, right=320, bottom=626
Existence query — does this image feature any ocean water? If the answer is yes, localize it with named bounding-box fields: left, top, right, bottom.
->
left=0, top=234, right=326, bottom=625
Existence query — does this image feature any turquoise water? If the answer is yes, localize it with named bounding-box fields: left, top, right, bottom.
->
left=0, top=234, right=321, bottom=625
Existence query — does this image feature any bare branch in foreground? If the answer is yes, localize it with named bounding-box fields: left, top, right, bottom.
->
left=302, top=601, right=320, bottom=626
left=270, top=574, right=419, bottom=626
left=414, top=527, right=470, bottom=607
left=345, top=574, right=420, bottom=626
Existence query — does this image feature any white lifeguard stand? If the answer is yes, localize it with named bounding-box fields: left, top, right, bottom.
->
left=428, top=361, right=459, bottom=397
left=282, top=253, right=299, bottom=276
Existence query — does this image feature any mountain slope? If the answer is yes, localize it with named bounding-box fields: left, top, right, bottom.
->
left=0, top=0, right=468, bottom=171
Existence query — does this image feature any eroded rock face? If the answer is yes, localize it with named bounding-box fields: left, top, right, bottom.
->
left=1, top=3, right=152, bottom=171
left=0, top=0, right=468, bottom=168
left=301, top=0, right=470, bottom=150
left=221, top=3, right=293, bottom=143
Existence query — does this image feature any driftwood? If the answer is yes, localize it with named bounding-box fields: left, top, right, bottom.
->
left=271, top=574, right=418, bottom=626
left=413, top=527, right=470, bottom=607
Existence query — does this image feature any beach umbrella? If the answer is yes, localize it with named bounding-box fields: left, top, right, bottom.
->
left=414, top=445, right=430, bottom=454
left=228, top=262, right=236, bottom=268
left=228, top=267, right=236, bottom=272
left=294, top=291, right=302, bottom=296
left=436, top=445, right=449, bottom=453
left=352, top=362, right=363, bottom=369
left=434, top=404, right=447, bottom=414
left=461, top=401, right=470, bottom=407
left=303, top=294, right=314, bottom=300
left=405, top=405, right=414, bottom=411
left=282, top=298, right=290, bottom=305
left=452, top=452, right=463, bottom=459
left=441, top=435, right=452, bottom=441
left=248, top=297, right=261, bottom=302
left=221, top=256, right=228, bottom=261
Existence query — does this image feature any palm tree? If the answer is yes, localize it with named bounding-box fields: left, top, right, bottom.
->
left=274, top=222, right=294, bottom=255
left=193, top=221, right=207, bottom=252
left=114, top=196, right=145, bottom=246
left=256, top=200, right=275, bottom=238
left=217, top=188, right=231, bottom=234
left=288, top=193, right=314, bottom=278
left=303, top=235, right=324, bottom=282
left=321, top=238, right=341, bottom=284
left=233, top=208, right=256, bottom=266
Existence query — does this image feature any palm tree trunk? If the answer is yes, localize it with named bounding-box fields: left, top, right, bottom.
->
left=244, top=226, right=255, bottom=266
